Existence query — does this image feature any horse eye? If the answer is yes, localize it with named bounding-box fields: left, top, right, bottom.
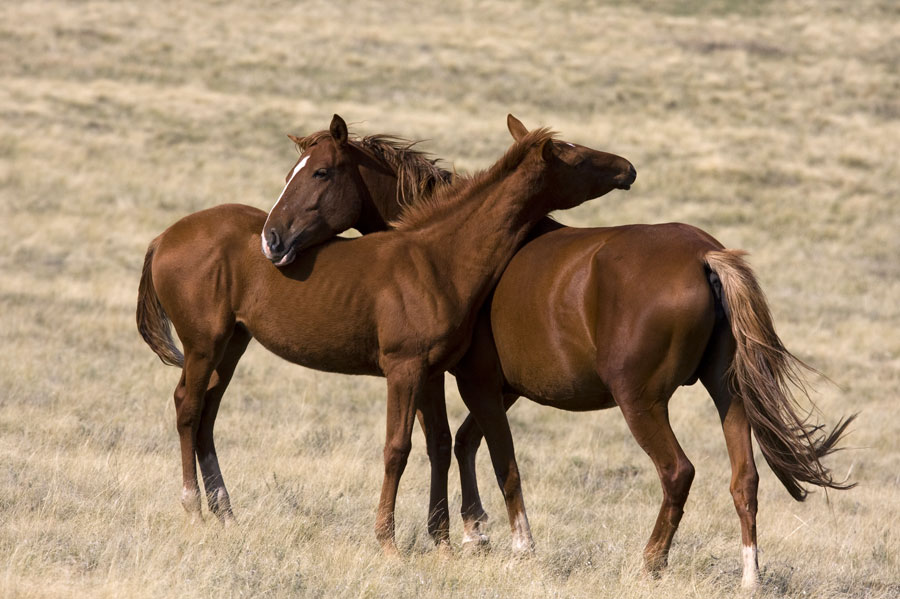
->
left=313, top=168, right=329, bottom=179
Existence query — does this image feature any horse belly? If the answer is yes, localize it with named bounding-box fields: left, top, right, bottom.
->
left=493, top=305, right=616, bottom=411
left=242, top=306, right=382, bottom=377
left=504, top=359, right=616, bottom=411
left=255, top=339, right=381, bottom=376
left=236, top=247, right=385, bottom=377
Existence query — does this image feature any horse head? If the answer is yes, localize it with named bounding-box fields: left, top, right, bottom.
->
left=506, top=114, right=636, bottom=212
left=261, top=114, right=368, bottom=266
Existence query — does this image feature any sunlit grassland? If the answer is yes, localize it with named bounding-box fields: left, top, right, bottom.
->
left=1, top=1, right=898, bottom=597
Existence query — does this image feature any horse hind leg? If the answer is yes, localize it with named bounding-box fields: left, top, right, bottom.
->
left=456, top=376, right=533, bottom=555
left=454, top=412, right=490, bottom=548
left=173, top=357, right=215, bottom=523
left=454, top=392, right=519, bottom=549
left=615, top=387, right=695, bottom=574
left=699, top=325, right=760, bottom=589
left=172, top=328, right=234, bottom=523
left=195, top=325, right=252, bottom=525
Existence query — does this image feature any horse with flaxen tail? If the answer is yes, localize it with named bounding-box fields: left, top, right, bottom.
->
left=257, top=115, right=854, bottom=589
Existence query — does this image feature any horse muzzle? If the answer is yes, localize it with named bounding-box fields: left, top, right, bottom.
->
left=261, top=229, right=297, bottom=267
left=617, top=164, right=637, bottom=190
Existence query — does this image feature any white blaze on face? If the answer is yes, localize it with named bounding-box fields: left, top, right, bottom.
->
left=268, top=155, right=310, bottom=216
left=261, top=155, right=310, bottom=258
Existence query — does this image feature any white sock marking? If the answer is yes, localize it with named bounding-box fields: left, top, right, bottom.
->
left=742, top=544, right=759, bottom=588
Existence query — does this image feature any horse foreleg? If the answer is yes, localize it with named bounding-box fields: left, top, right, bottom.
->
left=416, top=375, right=452, bottom=547
left=454, top=392, right=519, bottom=549
left=375, top=364, right=424, bottom=554
left=196, top=325, right=251, bottom=525
left=618, top=397, right=694, bottom=574
left=456, top=376, right=533, bottom=554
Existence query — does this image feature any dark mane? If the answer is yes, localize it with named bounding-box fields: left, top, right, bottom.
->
left=391, top=127, right=556, bottom=231
left=294, top=130, right=454, bottom=208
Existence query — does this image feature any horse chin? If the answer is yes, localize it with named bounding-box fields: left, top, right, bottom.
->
left=273, top=246, right=297, bottom=267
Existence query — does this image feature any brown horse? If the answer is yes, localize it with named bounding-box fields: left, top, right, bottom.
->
left=263, top=116, right=854, bottom=588
left=136, top=114, right=636, bottom=553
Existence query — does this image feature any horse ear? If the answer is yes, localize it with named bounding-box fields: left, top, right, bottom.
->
left=539, top=138, right=554, bottom=162
left=330, top=114, right=349, bottom=146
left=507, top=114, right=528, bottom=141
left=287, top=134, right=304, bottom=146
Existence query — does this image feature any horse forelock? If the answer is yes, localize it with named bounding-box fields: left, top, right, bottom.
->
left=391, top=127, right=557, bottom=231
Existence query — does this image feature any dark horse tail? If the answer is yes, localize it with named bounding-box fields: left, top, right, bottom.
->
left=705, top=249, right=855, bottom=501
left=136, top=236, right=184, bottom=368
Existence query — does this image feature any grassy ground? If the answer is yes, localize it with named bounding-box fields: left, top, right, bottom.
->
left=1, top=1, right=898, bottom=597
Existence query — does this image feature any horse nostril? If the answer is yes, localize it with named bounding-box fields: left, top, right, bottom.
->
left=267, top=228, right=283, bottom=254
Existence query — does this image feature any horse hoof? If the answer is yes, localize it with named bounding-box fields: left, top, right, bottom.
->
left=511, top=538, right=536, bottom=556
left=461, top=532, right=491, bottom=554
left=740, top=573, right=759, bottom=592
left=380, top=541, right=402, bottom=560
left=183, top=512, right=203, bottom=526
left=434, top=540, right=453, bottom=557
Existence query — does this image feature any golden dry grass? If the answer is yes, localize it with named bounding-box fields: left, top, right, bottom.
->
left=1, top=1, right=898, bottom=597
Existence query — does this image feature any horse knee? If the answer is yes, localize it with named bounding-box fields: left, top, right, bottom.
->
left=662, top=459, right=695, bottom=507
left=383, top=440, right=412, bottom=472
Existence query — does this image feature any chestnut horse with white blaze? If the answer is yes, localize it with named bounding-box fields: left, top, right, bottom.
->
left=136, top=114, right=636, bottom=553
left=260, top=116, right=854, bottom=589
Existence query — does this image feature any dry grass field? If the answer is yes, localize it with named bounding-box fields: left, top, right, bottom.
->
left=1, top=1, right=898, bottom=597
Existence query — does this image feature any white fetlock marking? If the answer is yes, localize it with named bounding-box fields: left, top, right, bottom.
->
left=741, top=544, right=759, bottom=589
left=181, top=486, right=202, bottom=522
left=511, top=512, right=534, bottom=554
left=462, top=529, right=490, bottom=547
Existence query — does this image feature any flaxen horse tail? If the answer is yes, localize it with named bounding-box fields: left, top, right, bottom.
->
left=705, top=249, right=855, bottom=501
left=136, top=236, right=184, bottom=368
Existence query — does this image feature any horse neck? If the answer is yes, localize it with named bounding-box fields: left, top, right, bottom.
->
left=354, top=144, right=453, bottom=235
left=417, top=171, right=551, bottom=307
left=354, top=161, right=401, bottom=234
